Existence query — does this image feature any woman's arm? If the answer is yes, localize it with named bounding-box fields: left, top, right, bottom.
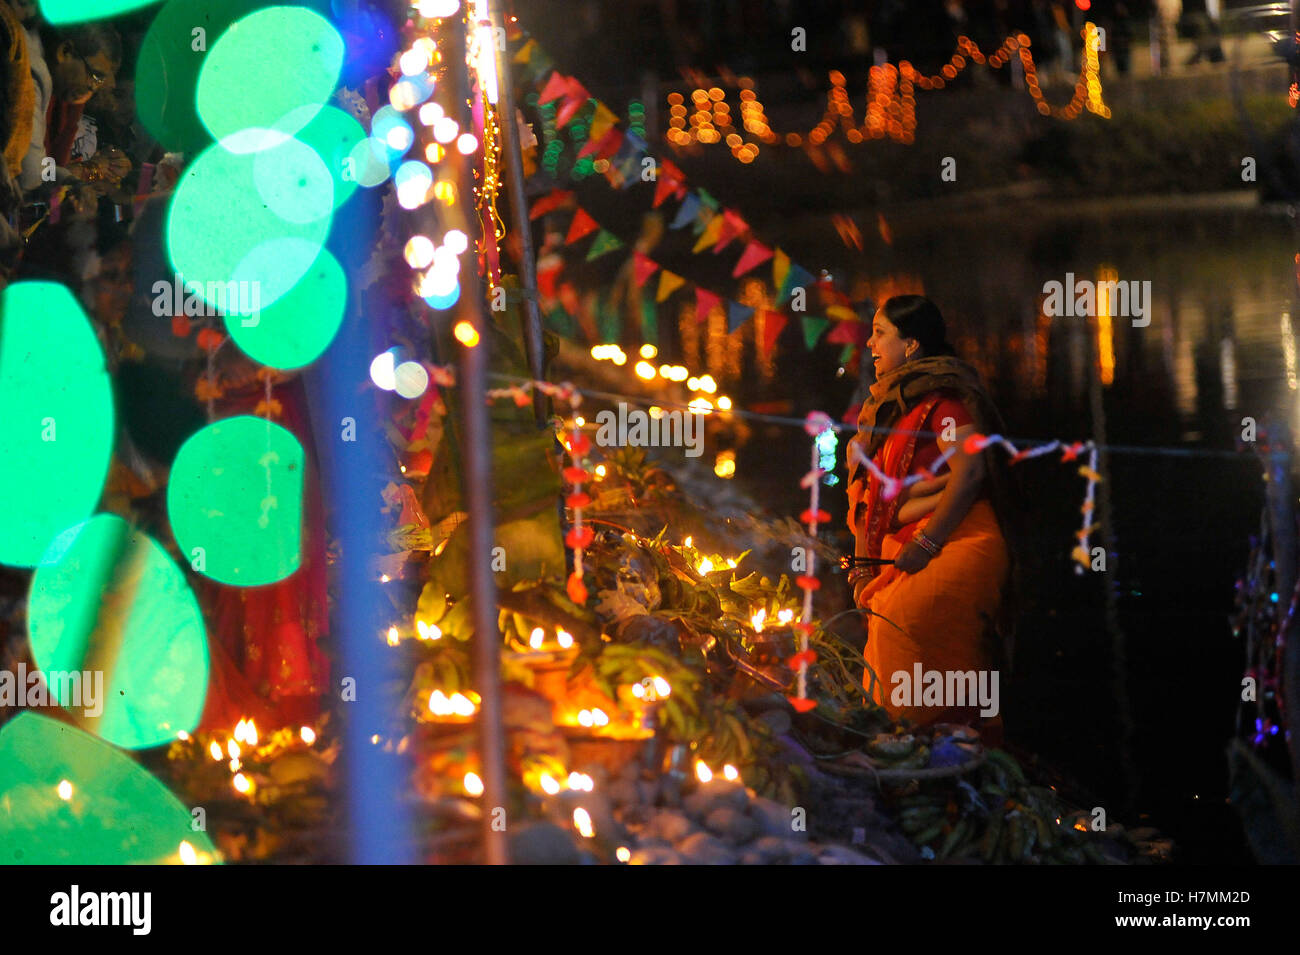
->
left=892, top=423, right=985, bottom=573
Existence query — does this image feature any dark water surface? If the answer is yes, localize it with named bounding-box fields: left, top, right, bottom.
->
left=739, top=199, right=1295, bottom=863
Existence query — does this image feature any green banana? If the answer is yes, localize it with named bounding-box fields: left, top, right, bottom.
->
left=938, top=818, right=971, bottom=859
left=985, top=749, right=1027, bottom=785
left=979, top=813, right=1003, bottom=862
left=911, top=821, right=945, bottom=846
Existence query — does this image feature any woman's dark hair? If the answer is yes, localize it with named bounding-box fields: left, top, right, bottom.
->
left=882, top=295, right=957, bottom=358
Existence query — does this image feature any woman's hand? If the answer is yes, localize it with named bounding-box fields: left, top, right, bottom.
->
left=893, top=541, right=933, bottom=574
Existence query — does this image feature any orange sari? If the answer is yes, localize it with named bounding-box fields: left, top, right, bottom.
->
left=851, top=396, right=1008, bottom=736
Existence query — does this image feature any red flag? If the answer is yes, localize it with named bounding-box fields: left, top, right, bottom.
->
left=633, top=252, right=659, bottom=288
left=712, top=209, right=748, bottom=254
left=538, top=71, right=569, bottom=104
left=565, top=208, right=599, bottom=245
left=529, top=188, right=573, bottom=220
left=556, top=92, right=590, bottom=129
left=695, top=287, right=721, bottom=324
left=826, top=320, right=869, bottom=346
left=578, top=126, right=622, bottom=159
left=731, top=240, right=774, bottom=278
left=652, top=175, right=680, bottom=208
left=759, top=310, right=787, bottom=357
left=537, top=261, right=562, bottom=300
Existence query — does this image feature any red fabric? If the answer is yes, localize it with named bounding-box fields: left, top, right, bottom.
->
left=196, top=380, right=330, bottom=733
left=912, top=396, right=972, bottom=473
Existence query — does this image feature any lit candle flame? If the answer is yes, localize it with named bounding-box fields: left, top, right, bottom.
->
left=723, top=764, right=739, bottom=781
left=300, top=726, right=316, bottom=745
left=752, top=608, right=767, bottom=633
left=573, top=807, right=595, bottom=838
left=540, top=773, right=560, bottom=795
left=695, top=760, right=713, bottom=783
left=56, top=779, right=73, bottom=801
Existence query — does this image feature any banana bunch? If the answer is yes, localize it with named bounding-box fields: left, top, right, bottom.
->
left=865, top=733, right=931, bottom=771
left=893, top=750, right=1108, bottom=864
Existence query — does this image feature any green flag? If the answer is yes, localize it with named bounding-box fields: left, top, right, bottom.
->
left=585, top=228, right=624, bottom=261
left=801, top=316, right=830, bottom=350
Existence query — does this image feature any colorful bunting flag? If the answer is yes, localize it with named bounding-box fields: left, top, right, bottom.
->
left=772, top=248, right=791, bottom=292
left=538, top=71, right=569, bottom=104
left=585, top=229, right=623, bottom=261
left=826, top=304, right=859, bottom=323
left=826, top=320, right=869, bottom=347
left=779, top=263, right=817, bottom=305
left=693, top=214, right=725, bottom=253
left=670, top=193, right=701, bottom=230
left=529, top=188, right=573, bottom=220
left=578, top=126, right=622, bottom=159
left=565, top=208, right=598, bottom=245
left=759, top=311, right=788, bottom=358
left=656, top=270, right=686, bottom=303
left=632, top=252, right=659, bottom=288
left=802, top=316, right=831, bottom=350
left=653, top=175, right=684, bottom=208
left=727, top=301, right=754, bottom=333
left=731, top=240, right=774, bottom=279
left=713, top=209, right=748, bottom=254
left=695, top=288, right=721, bottom=324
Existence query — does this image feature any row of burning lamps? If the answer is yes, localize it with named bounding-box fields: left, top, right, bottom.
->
left=589, top=343, right=734, bottom=414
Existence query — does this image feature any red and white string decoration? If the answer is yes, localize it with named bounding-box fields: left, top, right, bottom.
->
left=786, top=411, right=835, bottom=713
left=846, top=430, right=1101, bottom=573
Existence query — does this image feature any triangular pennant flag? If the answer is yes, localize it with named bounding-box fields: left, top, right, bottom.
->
left=727, top=301, right=754, bottom=333
left=596, top=293, right=620, bottom=344
left=578, top=125, right=622, bottom=159
left=759, top=310, right=788, bottom=358
left=826, top=304, right=859, bottom=323
left=772, top=248, right=791, bottom=292
left=826, top=319, right=869, bottom=347
left=529, top=188, right=573, bottom=220
left=640, top=294, right=658, bottom=343
left=538, top=71, right=569, bottom=104
left=695, top=287, right=721, bottom=324
left=513, top=38, right=537, bottom=66
left=617, top=154, right=641, bottom=189
left=623, top=130, right=649, bottom=156
left=670, top=193, right=701, bottom=230
left=712, top=209, right=747, bottom=254
left=588, top=101, right=619, bottom=141
left=731, top=240, right=774, bottom=279
left=632, top=252, right=659, bottom=288
left=653, top=175, right=681, bottom=208
left=801, top=316, right=831, bottom=350
left=537, top=260, right=563, bottom=301
left=557, top=95, right=591, bottom=129
left=659, top=158, right=685, bottom=183
left=693, top=214, right=725, bottom=253
left=697, top=188, right=720, bottom=211
left=565, top=208, right=599, bottom=245
left=839, top=343, right=857, bottom=364
left=586, top=229, right=624, bottom=261
left=779, top=262, right=817, bottom=304
left=656, top=270, right=686, bottom=303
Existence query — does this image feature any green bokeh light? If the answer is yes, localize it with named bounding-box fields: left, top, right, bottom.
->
left=135, top=0, right=267, bottom=153
left=167, top=415, right=304, bottom=587
left=29, top=515, right=209, bottom=751
left=0, top=713, right=220, bottom=864
left=38, top=0, right=161, bottom=25
left=196, top=5, right=344, bottom=144
left=0, top=282, right=114, bottom=568
left=226, top=248, right=345, bottom=369
left=167, top=140, right=331, bottom=311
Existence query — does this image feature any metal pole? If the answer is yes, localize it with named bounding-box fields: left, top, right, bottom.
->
left=494, top=0, right=548, bottom=428
left=460, top=7, right=509, bottom=866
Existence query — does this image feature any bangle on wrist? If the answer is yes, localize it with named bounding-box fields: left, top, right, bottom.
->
left=912, top=529, right=942, bottom=557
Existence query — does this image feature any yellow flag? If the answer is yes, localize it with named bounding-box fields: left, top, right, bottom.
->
left=657, top=270, right=687, bottom=302
left=772, top=248, right=790, bottom=292
left=513, top=39, right=536, bottom=65
left=692, top=214, right=724, bottom=254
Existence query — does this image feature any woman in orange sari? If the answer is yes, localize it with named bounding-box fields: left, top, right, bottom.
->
left=846, top=296, right=1013, bottom=742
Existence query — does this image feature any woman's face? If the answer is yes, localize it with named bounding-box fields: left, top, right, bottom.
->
left=868, top=310, right=917, bottom=377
